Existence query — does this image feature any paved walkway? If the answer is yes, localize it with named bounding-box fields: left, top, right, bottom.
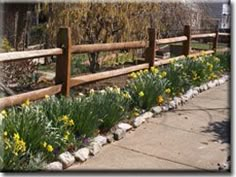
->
left=68, top=83, right=230, bottom=171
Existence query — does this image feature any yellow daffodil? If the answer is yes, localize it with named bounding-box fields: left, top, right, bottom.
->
left=151, top=67, right=159, bottom=75
left=134, top=112, right=140, bottom=117
left=68, top=119, right=75, bottom=126
left=16, top=140, right=26, bottom=153
left=122, top=92, right=131, bottom=99
left=4, top=139, right=11, bottom=150
left=214, top=57, right=220, bottom=62
left=3, top=131, right=7, bottom=137
left=150, top=66, right=155, bottom=72
left=207, top=63, right=213, bottom=71
left=165, top=88, right=171, bottom=94
left=138, top=91, right=144, bottom=97
left=47, top=144, right=54, bottom=152
left=22, top=99, right=30, bottom=107
left=65, top=131, right=70, bottom=136
left=114, top=87, right=121, bottom=94
left=0, top=110, right=7, bottom=119
left=144, top=69, right=149, bottom=74
left=129, top=72, right=137, bottom=79
left=200, top=50, right=206, bottom=56
left=208, top=73, right=217, bottom=80
left=157, top=95, right=164, bottom=105
left=64, top=132, right=69, bottom=140
left=64, top=135, right=69, bottom=141
left=120, top=106, right=125, bottom=112
left=161, top=71, right=167, bottom=78
left=60, top=115, right=69, bottom=122
left=107, top=87, right=113, bottom=92
left=1, top=110, right=7, bottom=116
left=170, top=59, right=176, bottom=64
left=43, top=142, right=47, bottom=148
left=45, top=95, right=50, bottom=99
left=13, top=133, right=20, bottom=141
left=13, top=133, right=26, bottom=155
left=192, top=56, right=198, bottom=60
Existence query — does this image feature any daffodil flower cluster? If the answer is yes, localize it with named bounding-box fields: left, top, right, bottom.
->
left=138, top=91, right=144, bottom=97
left=165, top=88, right=171, bottom=94
left=12, top=133, right=26, bottom=156
left=150, top=66, right=159, bottom=75
left=63, top=131, right=70, bottom=141
left=207, top=62, right=213, bottom=71
left=43, top=141, right=54, bottom=152
left=21, top=99, right=30, bottom=108
left=157, top=95, right=164, bottom=105
left=59, top=115, right=75, bottom=127
left=0, top=110, right=7, bottom=119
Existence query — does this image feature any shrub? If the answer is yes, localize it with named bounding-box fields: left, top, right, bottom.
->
left=71, top=54, right=89, bottom=76
left=216, top=53, right=230, bottom=72
left=1, top=60, right=38, bottom=91
left=38, top=96, right=79, bottom=150
left=103, top=52, right=134, bottom=67
left=1, top=102, right=65, bottom=171
left=126, top=68, right=170, bottom=110
left=69, top=87, right=131, bottom=136
left=181, top=56, right=209, bottom=86
left=164, top=60, right=191, bottom=97
left=92, top=87, right=131, bottom=131
left=0, top=38, right=38, bottom=91
left=1, top=37, right=12, bottom=52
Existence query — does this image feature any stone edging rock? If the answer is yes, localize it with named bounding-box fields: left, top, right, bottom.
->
left=45, top=74, right=229, bottom=171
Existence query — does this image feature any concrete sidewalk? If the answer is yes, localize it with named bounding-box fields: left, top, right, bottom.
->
left=68, top=83, right=230, bottom=171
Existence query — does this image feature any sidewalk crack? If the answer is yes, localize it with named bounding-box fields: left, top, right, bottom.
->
left=112, top=144, right=209, bottom=171
left=148, top=122, right=217, bottom=138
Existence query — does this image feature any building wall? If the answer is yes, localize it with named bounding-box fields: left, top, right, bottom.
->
left=221, top=3, right=230, bottom=29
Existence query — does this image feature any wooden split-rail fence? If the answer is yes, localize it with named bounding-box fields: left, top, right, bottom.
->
left=0, top=25, right=230, bottom=109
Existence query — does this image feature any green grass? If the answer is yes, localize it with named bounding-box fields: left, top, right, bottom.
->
left=171, top=41, right=228, bottom=50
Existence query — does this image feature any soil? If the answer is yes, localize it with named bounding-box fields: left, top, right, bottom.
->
left=71, top=74, right=130, bottom=94
left=8, top=61, right=143, bottom=96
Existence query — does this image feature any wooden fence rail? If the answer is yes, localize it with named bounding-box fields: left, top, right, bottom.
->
left=191, top=33, right=216, bottom=39
left=156, top=36, right=187, bottom=45
left=0, top=85, right=62, bottom=109
left=0, top=48, right=62, bottom=63
left=71, top=41, right=147, bottom=54
left=0, top=25, right=230, bottom=109
left=219, top=33, right=230, bottom=36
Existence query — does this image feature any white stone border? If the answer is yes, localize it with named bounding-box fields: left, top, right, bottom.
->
left=45, top=74, right=229, bottom=170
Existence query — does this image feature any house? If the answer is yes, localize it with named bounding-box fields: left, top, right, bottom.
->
left=203, top=2, right=230, bottom=32
left=221, top=3, right=230, bottom=30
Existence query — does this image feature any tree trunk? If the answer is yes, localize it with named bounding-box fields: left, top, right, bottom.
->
left=89, top=53, right=100, bottom=73
left=14, top=11, right=19, bottom=50
left=0, top=82, right=15, bottom=96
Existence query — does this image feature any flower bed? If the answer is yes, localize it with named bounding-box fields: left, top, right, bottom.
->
left=0, top=53, right=230, bottom=171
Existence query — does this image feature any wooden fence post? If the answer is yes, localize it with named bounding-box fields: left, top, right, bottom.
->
left=145, top=28, right=156, bottom=68
left=55, top=27, right=71, bottom=97
left=213, top=26, right=219, bottom=53
left=183, top=25, right=191, bottom=56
